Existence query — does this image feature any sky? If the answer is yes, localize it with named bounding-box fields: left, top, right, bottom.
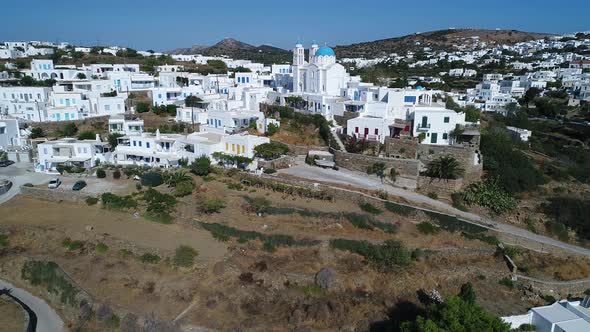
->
left=1, top=0, right=589, bottom=51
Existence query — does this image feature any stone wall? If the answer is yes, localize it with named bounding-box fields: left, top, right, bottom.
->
left=258, top=155, right=295, bottom=170
left=20, top=186, right=95, bottom=203
left=417, top=176, right=463, bottom=194
left=332, top=149, right=420, bottom=179
left=384, top=137, right=419, bottom=159
left=278, top=142, right=329, bottom=156
left=417, top=144, right=483, bottom=184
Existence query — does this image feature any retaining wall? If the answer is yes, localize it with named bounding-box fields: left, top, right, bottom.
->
left=332, top=149, right=420, bottom=179
left=20, top=186, right=95, bottom=203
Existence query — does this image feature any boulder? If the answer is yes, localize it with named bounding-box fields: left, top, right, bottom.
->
left=315, top=267, right=336, bottom=290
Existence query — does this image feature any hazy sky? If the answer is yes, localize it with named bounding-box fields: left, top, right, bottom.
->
left=1, top=0, right=588, bottom=51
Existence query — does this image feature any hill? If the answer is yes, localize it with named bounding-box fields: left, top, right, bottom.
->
left=167, top=38, right=291, bottom=65
left=334, top=29, right=553, bottom=58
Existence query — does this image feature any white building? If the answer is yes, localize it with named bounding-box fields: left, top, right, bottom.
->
left=36, top=136, right=111, bottom=173
left=503, top=299, right=590, bottom=332
left=0, top=86, right=52, bottom=122
left=0, top=118, right=25, bottom=148
left=108, top=115, right=144, bottom=135
left=412, top=107, right=466, bottom=145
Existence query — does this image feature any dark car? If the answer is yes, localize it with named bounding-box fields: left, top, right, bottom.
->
left=0, top=160, right=15, bottom=167
left=72, top=180, right=87, bottom=191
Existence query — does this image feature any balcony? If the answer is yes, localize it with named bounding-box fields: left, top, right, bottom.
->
left=416, top=124, right=431, bottom=131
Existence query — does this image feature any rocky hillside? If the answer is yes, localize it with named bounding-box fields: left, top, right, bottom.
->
left=334, top=29, right=553, bottom=58
left=167, top=38, right=291, bottom=65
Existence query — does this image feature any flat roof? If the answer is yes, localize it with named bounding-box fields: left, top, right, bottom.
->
left=555, top=319, right=590, bottom=331
left=532, top=303, right=581, bottom=323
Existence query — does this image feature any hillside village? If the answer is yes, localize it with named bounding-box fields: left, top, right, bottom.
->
left=0, top=29, right=590, bottom=331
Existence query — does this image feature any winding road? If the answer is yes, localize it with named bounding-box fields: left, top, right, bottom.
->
left=0, top=279, right=64, bottom=332
left=279, top=162, right=590, bottom=257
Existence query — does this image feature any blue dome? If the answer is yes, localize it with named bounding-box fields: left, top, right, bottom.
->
left=315, top=46, right=335, bottom=57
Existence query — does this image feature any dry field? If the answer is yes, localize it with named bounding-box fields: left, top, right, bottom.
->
left=0, top=297, right=25, bottom=332
left=0, top=173, right=588, bottom=330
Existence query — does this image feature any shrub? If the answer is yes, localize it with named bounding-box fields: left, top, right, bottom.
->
left=384, top=201, right=416, bottom=216
left=461, top=232, right=500, bottom=245
left=200, top=197, right=226, bottom=214
left=23, top=183, right=34, bottom=187
left=0, top=234, right=8, bottom=248
left=21, top=261, right=78, bottom=306
left=330, top=238, right=412, bottom=271
left=427, top=192, right=439, bottom=200
left=191, top=156, right=211, bottom=176
left=96, top=168, right=106, bottom=178
left=174, top=181, right=194, bottom=197
left=425, top=155, right=465, bottom=180
left=359, top=202, right=382, bottom=215
left=541, top=294, right=557, bottom=304
left=543, top=197, right=589, bottom=241
left=416, top=222, right=441, bottom=235
left=451, top=192, right=468, bottom=211
left=254, top=142, right=289, bottom=160
left=545, top=221, right=569, bottom=241
left=95, top=242, right=109, bottom=254
left=85, top=197, right=98, bottom=205
left=517, top=323, right=536, bottom=331
left=113, top=169, right=121, bottom=179
left=140, top=253, right=161, bottom=264
left=245, top=196, right=272, bottom=214
left=173, top=245, right=198, bottom=267
left=62, top=238, right=84, bottom=251
left=119, top=249, right=133, bottom=258
left=461, top=179, right=517, bottom=215
left=344, top=213, right=397, bottom=233
left=263, top=168, right=277, bottom=174
left=77, top=131, right=96, bottom=140
left=101, top=193, right=137, bottom=210
left=140, top=172, right=163, bottom=187
left=498, top=277, right=516, bottom=289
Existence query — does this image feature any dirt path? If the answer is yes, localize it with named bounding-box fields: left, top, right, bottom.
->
left=278, top=163, right=590, bottom=257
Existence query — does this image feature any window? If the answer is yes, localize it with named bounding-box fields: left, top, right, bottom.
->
left=225, top=143, right=228, bottom=151
left=444, top=116, right=450, bottom=123
left=443, top=133, right=448, bottom=140
left=139, top=141, right=142, bottom=147
left=355, top=127, right=359, bottom=133
left=404, top=96, right=417, bottom=103
left=133, top=141, right=136, bottom=146
left=374, top=128, right=379, bottom=135
left=105, top=105, right=111, bottom=111
left=146, top=142, right=150, bottom=148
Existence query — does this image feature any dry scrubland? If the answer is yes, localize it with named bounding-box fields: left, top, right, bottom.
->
left=0, top=171, right=589, bottom=330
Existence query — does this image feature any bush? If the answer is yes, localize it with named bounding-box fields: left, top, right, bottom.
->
left=461, top=231, right=500, bottom=245
left=416, top=222, right=441, bottom=235
left=254, top=142, right=290, bottom=160
left=543, top=197, right=589, bottom=241
left=330, top=238, right=412, bottom=271
left=77, top=131, right=96, bottom=140
left=0, top=234, right=8, bottom=248
left=384, top=201, right=416, bottom=216
left=119, top=249, right=133, bottom=258
left=245, top=196, right=272, bottom=214
left=190, top=156, right=211, bottom=176
left=96, top=168, right=106, bottom=178
left=427, top=192, right=439, bottom=200
left=200, top=197, right=226, bottom=214
left=344, top=213, right=397, bottom=233
left=359, top=202, right=382, bottom=215
left=62, top=238, right=84, bottom=251
left=23, top=183, right=34, bottom=187
left=140, top=253, right=161, bottom=264
left=263, top=168, right=277, bottom=174
left=21, top=261, right=79, bottom=306
left=174, top=245, right=198, bottom=267
left=85, top=196, right=98, bottom=205
left=498, top=277, right=516, bottom=289
left=95, top=242, right=109, bottom=254
left=545, top=221, right=569, bottom=241
left=461, top=179, right=517, bottom=215
left=174, top=180, right=194, bottom=197
left=140, top=172, right=163, bottom=187
left=101, top=193, right=137, bottom=210
left=113, top=169, right=121, bottom=179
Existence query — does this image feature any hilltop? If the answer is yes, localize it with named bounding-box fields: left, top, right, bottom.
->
left=167, top=38, right=291, bottom=64
left=333, top=29, right=553, bottom=58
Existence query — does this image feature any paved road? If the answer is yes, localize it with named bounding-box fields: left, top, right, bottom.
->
left=0, top=163, right=51, bottom=205
left=279, top=163, right=590, bottom=257
left=0, top=279, right=65, bottom=332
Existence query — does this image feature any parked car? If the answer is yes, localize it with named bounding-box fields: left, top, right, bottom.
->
left=0, top=160, right=15, bottom=167
left=48, top=178, right=61, bottom=189
left=72, top=180, right=87, bottom=191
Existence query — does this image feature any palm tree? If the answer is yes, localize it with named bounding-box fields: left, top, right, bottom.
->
left=165, top=171, right=192, bottom=187
left=426, top=155, right=465, bottom=181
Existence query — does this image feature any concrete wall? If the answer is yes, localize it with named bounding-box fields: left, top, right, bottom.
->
left=332, top=149, right=420, bottom=179
left=417, top=144, right=483, bottom=183
left=258, top=155, right=295, bottom=170
left=278, top=141, right=328, bottom=156
left=20, top=185, right=95, bottom=203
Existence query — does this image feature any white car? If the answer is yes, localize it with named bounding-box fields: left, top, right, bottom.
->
left=48, top=178, right=61, bottom=189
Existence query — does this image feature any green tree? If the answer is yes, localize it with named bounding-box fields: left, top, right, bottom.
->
left=520, top=87, right=542, bottom=107
left=401, top=296, right=510, bottom=332
left=164, top=171, right=192, bottom=187
left=266, top=123, right=279, bottom=136
left=76, top=73, right=87, bottom=80
left=185, top=95, right=203, bottom=108
left=30, top=127, right=45, bottom=139
left=108, top=133, right=123, bottom=149
left=59, top=123, right=78, bottom=137
left=136, top=102, right=151, bottom=113
left=425, top=156, right=465, bottom=180
left=459, top=282, right=476, bottom=304
left=77, top=131, right=96, bottom=140
left=191, top=156, right=211, bottom=176
left=254, top=142, right=289, bottom=160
